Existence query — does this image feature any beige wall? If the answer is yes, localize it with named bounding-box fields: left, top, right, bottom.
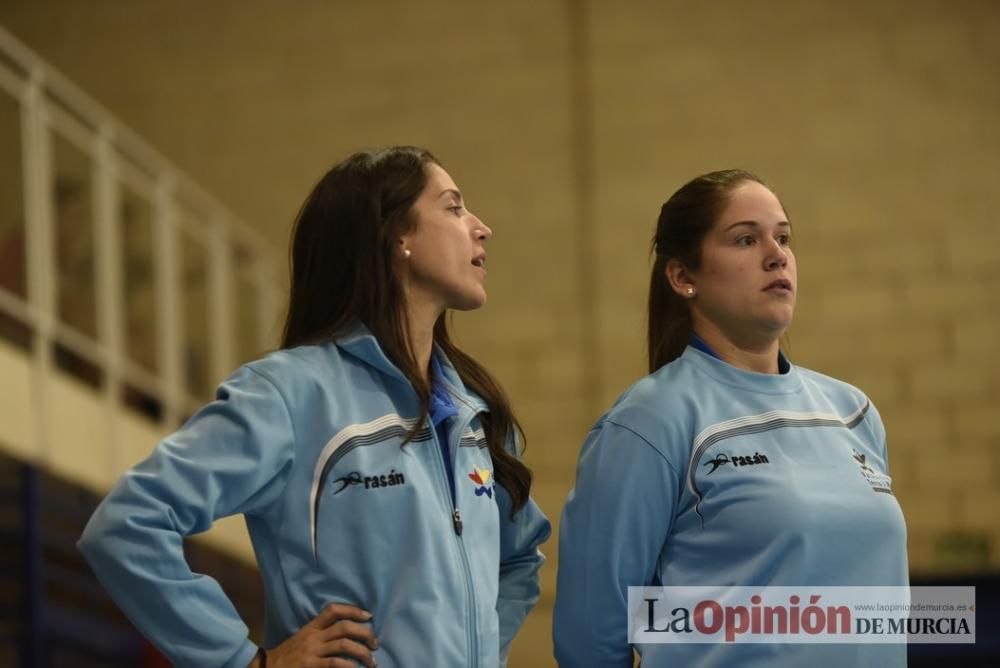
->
left=1, top=1, right=998, bottom=665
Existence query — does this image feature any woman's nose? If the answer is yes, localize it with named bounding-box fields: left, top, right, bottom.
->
left=765, top=241, right=788, bottom=270
left=473, top=216, right=492, bottom=240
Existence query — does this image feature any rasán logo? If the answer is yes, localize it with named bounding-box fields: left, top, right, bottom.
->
left=469, top=467, right=494, bottom=498
left=332, top=470, right=406, bottom=494
left=704, top=452, right=770, bottom=474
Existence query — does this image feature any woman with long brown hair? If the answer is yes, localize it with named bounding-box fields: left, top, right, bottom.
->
left=80, top=146, right=550, bottom=668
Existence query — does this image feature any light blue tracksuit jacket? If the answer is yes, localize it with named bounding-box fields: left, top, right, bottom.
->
left=554, top=346, right=908, bottom=667
left=78, top=325, right=551, bottom=668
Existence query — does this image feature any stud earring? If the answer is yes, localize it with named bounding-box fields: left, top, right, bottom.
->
left=403, top=249, right=411, bottom=258
left=686, top=287, right=695, bottom=297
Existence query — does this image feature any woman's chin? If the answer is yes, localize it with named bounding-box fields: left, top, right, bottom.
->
left=449, top=290, right=487, bottom=312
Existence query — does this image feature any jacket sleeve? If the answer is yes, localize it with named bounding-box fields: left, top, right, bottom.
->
left=552, top=419, right=680, bottom=668
left=495, top=434, right=552, bottom=665
left=77, top=364, right=295, bottom=668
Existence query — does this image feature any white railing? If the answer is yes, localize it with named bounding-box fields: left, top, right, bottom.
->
left=0, top=25, right=285, bottom=463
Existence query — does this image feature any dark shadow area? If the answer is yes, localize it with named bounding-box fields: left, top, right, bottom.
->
left=0, top=450, right=264, bottom=667
left=908, top=573, right=998, bottom=667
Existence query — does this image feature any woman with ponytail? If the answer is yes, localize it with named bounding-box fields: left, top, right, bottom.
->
left=553, top=171, right=907, bottom=667
left=79, top=147, right=550, bottom=668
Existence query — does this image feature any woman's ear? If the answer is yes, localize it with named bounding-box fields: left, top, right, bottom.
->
left=397, top=237, right=411, bottom=259
left=665, top=258, right=697, bottom=299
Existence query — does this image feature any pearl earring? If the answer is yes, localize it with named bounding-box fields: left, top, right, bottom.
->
left=686, top=287, right=695, bottom=297
left=403, top=249, right=411, bottom=258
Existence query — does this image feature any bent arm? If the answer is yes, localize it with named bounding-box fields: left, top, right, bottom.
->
left=78, top=366, right=295, bottom=668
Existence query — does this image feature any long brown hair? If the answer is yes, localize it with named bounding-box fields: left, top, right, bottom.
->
left=282, top=146, right=532, bottom=514
left=648, top=169, right=766, bottom=373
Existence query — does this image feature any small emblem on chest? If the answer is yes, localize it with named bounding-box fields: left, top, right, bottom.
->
left=468, top=467, right=494, bottom=498
left=852, top=450, right=893, bottom=494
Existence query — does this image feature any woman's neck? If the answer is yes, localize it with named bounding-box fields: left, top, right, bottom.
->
left=691, top=319, right=783, bottom=374
left=404, top=297, right=442, bottom=383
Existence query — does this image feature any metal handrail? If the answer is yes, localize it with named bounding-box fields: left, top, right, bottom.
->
left=0, top=24, right=285, bottom=464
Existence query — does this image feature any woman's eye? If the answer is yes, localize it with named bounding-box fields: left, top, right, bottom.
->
left=448, top=205, right=463, bottom=216
left=736, top=236, right=755, bottom=247
left=778, top=234, right=791, bottom=246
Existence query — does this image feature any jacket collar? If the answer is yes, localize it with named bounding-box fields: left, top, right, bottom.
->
left=432, top=343, right=488, bottom=414
left=335, top=321, right=488, bottom=414
left=336, top=321, right=404, bottom=381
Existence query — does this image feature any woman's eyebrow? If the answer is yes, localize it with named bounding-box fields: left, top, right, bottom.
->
left=724, top=220, right=791, bottom=231
left=438, top=188, right=463, bottom=202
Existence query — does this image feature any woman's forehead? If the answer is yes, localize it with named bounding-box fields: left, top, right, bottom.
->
left=716, top=182, right=787, bottom=227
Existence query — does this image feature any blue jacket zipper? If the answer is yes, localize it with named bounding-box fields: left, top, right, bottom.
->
left=432, top=410, right=479, bottom=668
left=437, top=422, right=462, bottom=535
